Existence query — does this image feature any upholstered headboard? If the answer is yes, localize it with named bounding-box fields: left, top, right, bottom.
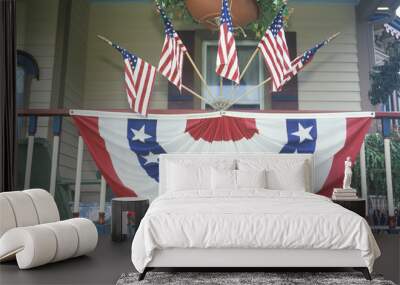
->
left=159, top=153, right=314, bottom=195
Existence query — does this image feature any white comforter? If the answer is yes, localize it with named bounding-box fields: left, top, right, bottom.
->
left=131, top=190, right=380, bottom=272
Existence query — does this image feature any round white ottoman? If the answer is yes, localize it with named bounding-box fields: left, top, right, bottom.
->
left=0, top=218, right=98, bottom=269
left=0, top=196, right=17, bottom=237
left=24, top=189, right=60, bottom=223
left=0, top=190, right=98, bottom=269
left=0, top=226, right=57, bottom=269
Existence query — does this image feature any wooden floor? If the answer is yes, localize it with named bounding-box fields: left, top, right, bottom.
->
left=373, top=234, right=400, bottom=284
left=0, top=234, right=399, bottom=285
left=0, top=236, right=133, bottom=285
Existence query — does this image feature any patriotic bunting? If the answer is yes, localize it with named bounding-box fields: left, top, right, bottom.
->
left=72, top=110, right=373, bottom=200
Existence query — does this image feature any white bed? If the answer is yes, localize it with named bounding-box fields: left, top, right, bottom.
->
left=131, top=153, right=380, bottom=280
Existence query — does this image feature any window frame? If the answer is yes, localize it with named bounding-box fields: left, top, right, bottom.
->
left=201, top=40, right=265, bottom=110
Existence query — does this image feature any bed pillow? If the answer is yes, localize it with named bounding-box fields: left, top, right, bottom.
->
left=211, top=168, right=236, bottom=190
left=237, top=158, right=308, bottom=192
left=167, top=163, right=211, bottom=191
left=166, top=159, right=236, bottom=192
left=236, top=169, right=267, bottom=189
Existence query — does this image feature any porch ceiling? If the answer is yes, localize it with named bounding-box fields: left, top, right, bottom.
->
left=89, top=0, right=361, bottom=5
left=359, top=0, right=400, bottom=23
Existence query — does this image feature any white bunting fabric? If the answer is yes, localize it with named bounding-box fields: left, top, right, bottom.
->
left=72, top=110, right=373, bottom=201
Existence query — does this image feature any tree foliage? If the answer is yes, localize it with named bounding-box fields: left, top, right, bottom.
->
left=369, top=40, right=400, bottom=105
left=352, top=133, right=400, bottom=205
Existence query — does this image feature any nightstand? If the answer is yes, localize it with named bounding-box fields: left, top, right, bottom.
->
left=111, top=197, right=149, bottom=242
left=332, top=198, right=366, bottom=218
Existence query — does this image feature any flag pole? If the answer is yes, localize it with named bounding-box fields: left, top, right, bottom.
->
left=97, top=35, right=113, bottom=46
left=182, top=84, right=216, bottom=108
left=184, top=52, right=218, bottom=101
left=97, top=35, right=217, bottom=109
left=240, top=48, right=259, bottom=82
left=225, top=77, right=272, bottom=110
left=224, top=32, right=341, bottom=110
left=225, top=47, right=259, bottom=99
left=220, top=77, right=223, bottom=97
left=326, top=31, right=341, bottom=43
left=227, top=1, right=287, bottom=98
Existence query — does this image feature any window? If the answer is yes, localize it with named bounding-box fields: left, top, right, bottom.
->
left=202, top=41, right=265, bottom=110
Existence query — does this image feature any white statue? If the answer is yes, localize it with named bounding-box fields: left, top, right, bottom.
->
left=342, top=156, right=353, bottom=189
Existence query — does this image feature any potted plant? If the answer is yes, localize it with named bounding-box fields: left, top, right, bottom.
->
left=160, top=0, right=289, bottom=38
left=185, top=0, right=259, bottom=30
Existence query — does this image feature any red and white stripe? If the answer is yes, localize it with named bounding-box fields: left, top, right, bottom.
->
left=216, top=24, right=240, bottom=84
left=158, top=33, right=187, bottom=91
left=281, top=55, right=304, bottom=84
left=258, top=29, right=291, bottom=91
left=72, top=111, right=373, bottom=200
left=124, top=58, right=156, bottom=116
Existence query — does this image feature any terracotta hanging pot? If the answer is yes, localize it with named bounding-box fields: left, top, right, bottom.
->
left=185, top=0, right=259, bottom=30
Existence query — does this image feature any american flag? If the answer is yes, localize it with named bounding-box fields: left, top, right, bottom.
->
left=112, top=43, right=156, bottom=116
left=258, top=5, right=291, bottom=92
left=216, top=0, right=240, bottom=84
left=282, top=39, right=328, bottom=85
left=157, top=3, right=187, bottom=92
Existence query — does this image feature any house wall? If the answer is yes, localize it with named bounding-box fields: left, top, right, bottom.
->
left=289, top=3, right=361, bottom=111
left=80, top=2, right=171, bottom=184
left=82, top=2, right=361, bottom=112
left=58, top=0, right=90, bottom=181
left=16, top=0, right=90, bottom=182
left=83, top=2, right=168, bottom=110
left=16, top=0, right=59, bottom=138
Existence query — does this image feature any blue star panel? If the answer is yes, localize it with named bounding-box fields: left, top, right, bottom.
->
left=280, top=119, right=317, bottom=153
left=127, top=119, right=166, bottom=182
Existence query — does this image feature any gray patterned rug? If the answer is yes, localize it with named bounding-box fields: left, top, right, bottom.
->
left=116, top=271, right=396, bottom=285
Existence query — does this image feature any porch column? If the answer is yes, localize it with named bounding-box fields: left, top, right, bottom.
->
left=24, top=115, right=37, bottom=189
left=99, top=176, right=106, bottom=224
left=49, top=116, right=62, bottom=197
left=359, top=141, right=368, bottom=216
left=73, top=135, right=84, bottom=217
left=382, top=118, right=395, bottom=229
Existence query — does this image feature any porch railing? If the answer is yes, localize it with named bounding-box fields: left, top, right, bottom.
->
left=17, top=109, right=400, bottom=230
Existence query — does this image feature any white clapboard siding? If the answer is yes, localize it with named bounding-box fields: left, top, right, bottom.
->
left=83, top=2, right=167, bottom=112
left=299, top=72, right=359, bottom=82
left=301, top=91, right=362, bottom=102
left=301, top=101, right=362, bottom=111
left=16, top=1, right=26, bottom=48
left=299, top=82, right=360, bottom=92
left=289, top=4, right=361, bottom=111
left=58, top=0, right=90, bottom=182
left=17, top=0, right=59, bottom=138
left=81, top=149, right=100, bottom=187
left=305, top=62, right=359, bottom=73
